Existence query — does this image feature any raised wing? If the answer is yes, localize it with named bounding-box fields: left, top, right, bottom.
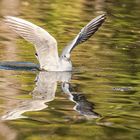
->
left=4, top=16, right=59, bottom=70
left=61, top=14, right=106, bottom=58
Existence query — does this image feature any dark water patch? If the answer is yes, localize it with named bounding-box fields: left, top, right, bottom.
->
left=0, top=61, right=39, bottom=71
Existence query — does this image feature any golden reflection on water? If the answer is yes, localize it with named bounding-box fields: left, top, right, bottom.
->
left=0, top=0, right=140, bottom=140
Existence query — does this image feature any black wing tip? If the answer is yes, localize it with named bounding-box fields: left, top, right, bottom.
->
left=101, top=13, right=107, bottom=17
left=93, top=13, right=106, bottom=26
left=98, top=13, right=107, bottom=21
left=89, top=13, right=106, bottom=27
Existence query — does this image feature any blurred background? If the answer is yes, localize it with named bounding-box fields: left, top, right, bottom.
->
left=0, top=0, right=140, bottom=140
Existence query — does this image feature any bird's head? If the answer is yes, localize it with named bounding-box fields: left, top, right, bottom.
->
left=61, top=53, right=70, bottom=61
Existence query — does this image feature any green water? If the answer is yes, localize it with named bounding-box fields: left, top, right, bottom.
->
left=0, top=0, right=140, bottom=140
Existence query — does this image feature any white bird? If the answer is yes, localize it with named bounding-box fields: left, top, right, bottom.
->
left=4, top=14, right=106, bottom=71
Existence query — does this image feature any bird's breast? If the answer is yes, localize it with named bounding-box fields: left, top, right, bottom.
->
left=41, top=59, right=72, bottom=71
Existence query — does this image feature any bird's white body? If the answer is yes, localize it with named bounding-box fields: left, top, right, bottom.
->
left=42, top=58, right=72, bottom=71
left=4, top=14, right=106, bottom=71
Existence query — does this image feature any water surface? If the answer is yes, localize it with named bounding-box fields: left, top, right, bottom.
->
left=0, top=0, right=140, bottom=140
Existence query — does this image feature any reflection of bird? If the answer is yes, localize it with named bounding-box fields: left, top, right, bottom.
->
left=1, top=71, right=71, bottom=120
left=4, top=14, right=106, bottom=71
left=1, top=71, right=100, bottom=120
left=62, top=82, right=101, bottom=119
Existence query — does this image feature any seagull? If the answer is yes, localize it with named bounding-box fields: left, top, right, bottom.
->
left=4, top=14, right=106, bottom=71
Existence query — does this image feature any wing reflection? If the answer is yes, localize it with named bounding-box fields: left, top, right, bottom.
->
left=1, top=71, right=100, bottom=120
left=62, top=82, right=101, bottom=119
left=1, top=71, right=71, bottom=120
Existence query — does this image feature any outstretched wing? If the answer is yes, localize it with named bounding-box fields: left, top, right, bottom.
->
left=4, top=16, right=59, bottom=69
left=61, top=14, right=106, bottom=58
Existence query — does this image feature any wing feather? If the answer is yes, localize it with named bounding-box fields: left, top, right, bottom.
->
left=61, top=14, right=106, bottom=58
left=4, top=16, right=59, bottom=69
